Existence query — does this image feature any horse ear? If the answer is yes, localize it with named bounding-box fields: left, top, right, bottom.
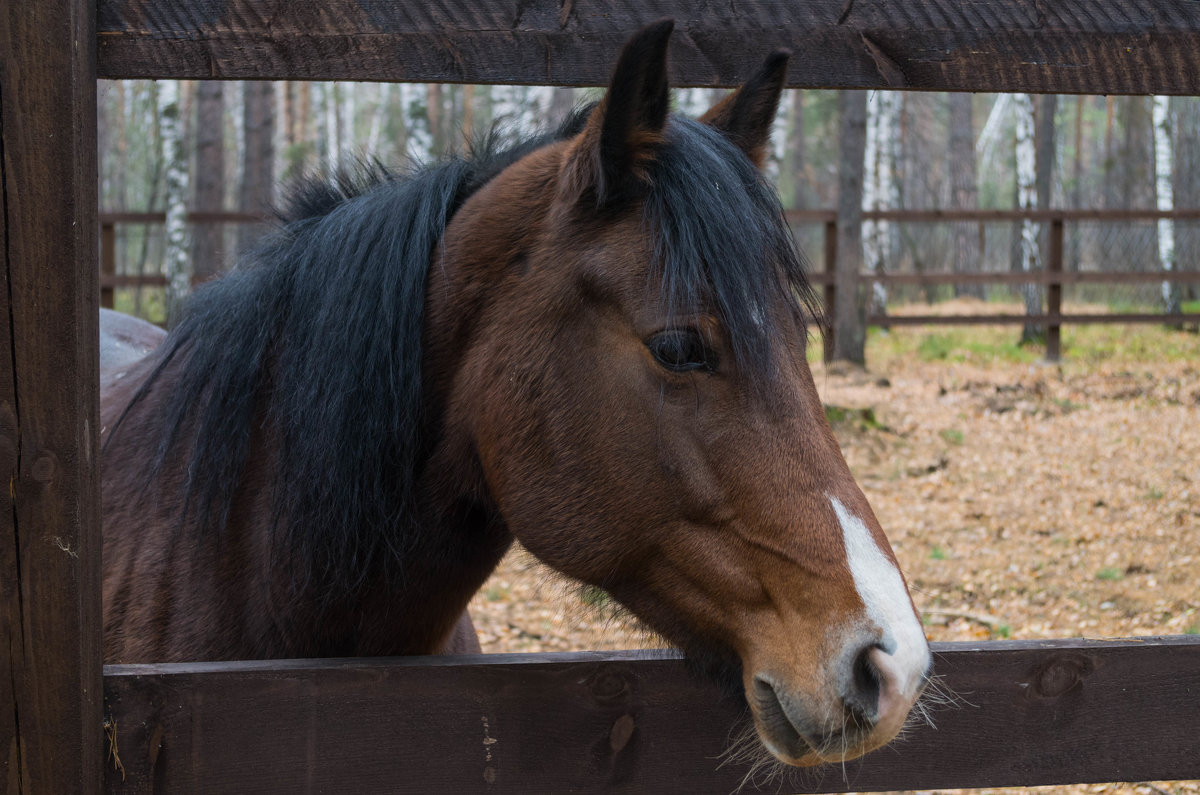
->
left=563, top=19, right=674, bottom=206
left=698, top=50, right=791, bottom=168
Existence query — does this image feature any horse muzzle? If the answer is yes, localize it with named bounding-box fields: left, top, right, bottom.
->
left=747, top=636, right=932, bottom=766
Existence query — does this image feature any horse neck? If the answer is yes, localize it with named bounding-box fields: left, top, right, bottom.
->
left=407, top=151, right=569, bottom=641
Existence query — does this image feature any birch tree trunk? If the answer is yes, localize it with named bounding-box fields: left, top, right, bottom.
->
left=675, top=88, right=708, bottom=119
left=1014, top=92, right=1042, bottom=343
left=1152, top=95, right=1180, bottom=315
left=863, top=90, right=898, bottom=320
left=134, top=81, right=162, bottom=317
left=490, top=85, right=555, bottom=138
left=548, top=87, right=577, bottom=125
left=160, top=80, right=191, bottom=327
left=400, top=83, right=433, bottom=161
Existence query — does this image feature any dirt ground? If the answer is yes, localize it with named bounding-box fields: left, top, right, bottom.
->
left=467, top=315, right=1200, bottom=795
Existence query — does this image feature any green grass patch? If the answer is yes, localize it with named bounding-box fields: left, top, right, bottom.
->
left=866, top=326, right=1039, bottom=368
left=580, top=585, right=612, bottom=610
left=824, top=404, right=886, bottom=431
left=113, top=289, right=167, bottom=326
left=483, top=585, right=509, bottom=603
left=929, top=545, right=948, bottom=561
left=939, top=428, right=965, bottom=445
left=1096, top=566, right=1124, bottom=582
left=858, top=311, right=1199, bottom=370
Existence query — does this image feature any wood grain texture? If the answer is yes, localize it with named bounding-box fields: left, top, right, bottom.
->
left=102, top=637, right=1200, bottom=794
left=96, top=0, right=1200, bottom=93
left=0, top=0, right=103, bottom=792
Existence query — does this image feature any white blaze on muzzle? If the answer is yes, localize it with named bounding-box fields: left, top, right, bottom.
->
left=829, top=495, right=931, bottom=703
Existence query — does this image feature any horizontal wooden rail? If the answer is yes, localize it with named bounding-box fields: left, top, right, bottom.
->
left=805, top=271, right=1200, bottom=287
left=868, top=312, right=1200, bottom=327
left=784, top=208, right=1200, bottom=225
left=862, top=208, right=1200, bottom=223
left=100, top=210, right=269, bottom=224
left=95, top=0, right=1200, bottom=94
left=101, top=637, right=1200, bottom=794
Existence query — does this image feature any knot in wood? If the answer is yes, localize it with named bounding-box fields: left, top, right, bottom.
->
left=1030, top=652, right=1094, bottom=699
left=31, top=452, right=57, bottom=485
left=587, top=668, right=633, bottom=705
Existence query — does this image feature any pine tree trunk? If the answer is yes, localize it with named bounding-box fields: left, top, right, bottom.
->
left=1122, top=97, right=1158, bottom=275
left=1069, top=96, right=1085, bottom=272
left=1175, top=98, right=1200, bottom=303
left=900, top=93, right=939, bottom=303
left=782, top=90, right=806, bottom=210
left=426, top=83, right=444, bottom=155
left=1103, top=96, right=1117, bottom=209
left=462, top=85, right=477, bottom=142
left=949, top=93, right=982, bottom=298
left=239, top=80, right=276, bottom=256
left=1033, top=94, right=1057, bottom=329
left=833, top=90, right=868, bottom=365
left=191, top=81, right=225, bottom=284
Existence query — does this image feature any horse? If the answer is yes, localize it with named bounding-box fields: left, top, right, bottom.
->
left=100, top=20, right=931, bottom=768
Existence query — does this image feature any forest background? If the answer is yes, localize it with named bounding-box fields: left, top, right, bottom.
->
left=95, top=79, right=1200, bottom=795
left=97, top=81, right=1200, bottom=362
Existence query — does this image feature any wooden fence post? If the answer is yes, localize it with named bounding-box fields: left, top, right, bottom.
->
left=823, top=218, right=837, bottom=363
left=101, top=221, right=116, bottom=309
left=1046, top=217, right=1064, bottom=362
left=0, top=0, right=103, bottom=792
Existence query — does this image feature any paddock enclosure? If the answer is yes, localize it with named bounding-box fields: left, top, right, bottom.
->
left=3, top=2, right=1200, bottom=793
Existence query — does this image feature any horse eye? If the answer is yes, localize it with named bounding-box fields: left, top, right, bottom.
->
left=648, top=330, right=717, bottom=373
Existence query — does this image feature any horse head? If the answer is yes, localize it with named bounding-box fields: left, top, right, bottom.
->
left=428, top=21, right=931, bottom=767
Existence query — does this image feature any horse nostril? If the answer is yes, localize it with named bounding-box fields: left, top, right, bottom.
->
left=844, top=643, right=883, bottom=724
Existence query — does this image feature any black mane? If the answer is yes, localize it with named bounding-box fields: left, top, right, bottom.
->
left=119, top=107, right=814, bottom=599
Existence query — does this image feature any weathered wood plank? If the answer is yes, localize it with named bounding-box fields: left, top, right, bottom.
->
left=96, top=0, right=1200, bottom=93
left=0, top=1, right=103, bottom=792
left=102, top=637, right=1200, bottom=794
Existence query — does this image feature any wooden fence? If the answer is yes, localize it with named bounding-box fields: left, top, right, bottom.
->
left=5, top=2, right=1200, bottom=793
left=787, top=208, right=1200, bottom=361
left=102, top=208, right=1200, bottom=363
